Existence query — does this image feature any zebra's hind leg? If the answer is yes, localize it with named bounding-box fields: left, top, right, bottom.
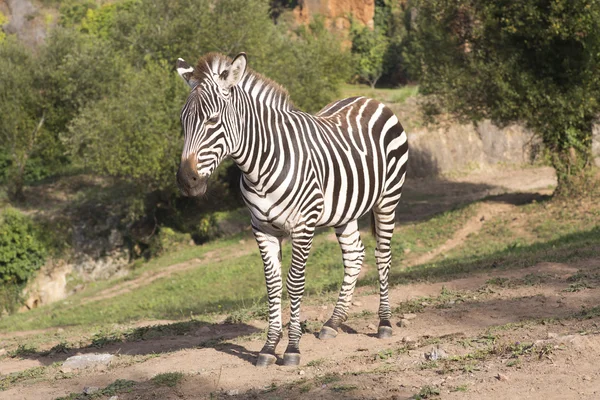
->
left=253, top=227, right=284, bottom=367
left=283, top=225, right=315, bottom=366
left=373, top=204, right=397, bottom=339
left=319, top=220, right=365, bottom=340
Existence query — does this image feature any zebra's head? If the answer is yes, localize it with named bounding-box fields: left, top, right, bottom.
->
left=176, top=53, right=247, bottom=197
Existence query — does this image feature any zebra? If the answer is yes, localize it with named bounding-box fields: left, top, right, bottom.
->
left=176, top=52, right=408, bottom=367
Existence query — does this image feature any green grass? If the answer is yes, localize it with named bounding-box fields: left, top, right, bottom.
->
left=56, top=379, right=136, bottom=400
left=151, top=372, right=184, bottom=387
left=1, top=197, right=598, bottom=334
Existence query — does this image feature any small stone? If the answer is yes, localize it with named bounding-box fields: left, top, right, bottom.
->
left=62, top=354, right=114, bottom=370
left=0, top=348, right=7, bottom=357
left=421, top=302, right=429, bottom=307
left=57, top=328, right=64, bottom=333
left=60, top=366, right=73, bottom=373
left=402, top=313, right=417, bottom=320
left=299, top=370, right=305, bottom=376
left=425, top=347, right=448, bottom=361
left=367, top=324, right=377, bottom=330
left=197, top=326, right=211, bottom=334
left=227, top=389, right=239, bottom=396
left=496, top=373, right=509, bottom=382
left=83, top=386, right=100, bottom=395
left=397, top=319, right=411, bottom=328
left=108, top=397, right=119, bottom=400
left=352, top=301, right=363, bottom=307
left=403, top=248, right=411, bottom=254
left=402, top=336, right=412, bottom=343
left=321, top=305, right=328, bottom=310
left=583, top=375, right=592, bottom=381
left=547, top=332, right=558, bottom=339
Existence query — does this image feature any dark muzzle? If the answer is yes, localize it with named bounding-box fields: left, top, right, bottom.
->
left=177, top=155, right=208, bottom=197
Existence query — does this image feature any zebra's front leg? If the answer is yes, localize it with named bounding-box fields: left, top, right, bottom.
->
left=253, top=227, right=284, bottom=367
left=283, top=225, right=315, bottom=366
left=319, top=221, right=365, bottom=340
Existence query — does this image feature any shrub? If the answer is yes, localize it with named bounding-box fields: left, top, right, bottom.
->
left=0, top=209, right=47, bottom=284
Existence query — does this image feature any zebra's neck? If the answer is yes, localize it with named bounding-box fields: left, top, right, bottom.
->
left=229, top=74, right=299, bottom=185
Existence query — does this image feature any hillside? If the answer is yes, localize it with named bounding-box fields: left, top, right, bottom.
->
left=1, top=161, right=600, bottom=399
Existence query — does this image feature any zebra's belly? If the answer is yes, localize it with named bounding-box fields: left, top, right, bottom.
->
left=314, top=187, right=378, bottom=228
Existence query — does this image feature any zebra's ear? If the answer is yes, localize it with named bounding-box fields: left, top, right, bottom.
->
left=218, top=53, right=247, bottom=91
left=177, top=58, right=197, bottom=89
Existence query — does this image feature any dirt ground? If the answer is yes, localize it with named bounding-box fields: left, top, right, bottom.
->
left=3, top=166, right=600, bottom=400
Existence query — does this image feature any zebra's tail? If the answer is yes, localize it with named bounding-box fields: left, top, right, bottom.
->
left=370, top=211, right=377, bottom=237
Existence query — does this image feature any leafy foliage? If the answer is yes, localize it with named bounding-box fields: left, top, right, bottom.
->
left=406, top=0, right=600, bottom=193
left=0, top=209, right=46, bottom=284
left=351, top=23, right=390, bottom=88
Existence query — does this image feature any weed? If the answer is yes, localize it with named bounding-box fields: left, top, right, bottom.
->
left=262, top=383, right=277, bottom=393
left=9, top=343, right=38, bottom=358
left=91, top=330, right=122, bottom=348
left=375, top=349, right=394, bottom=361
left=393, top=299, right=425, bottom=314
left=44, top=341, right=70, bottom=356
left=315, top=373, right=341, bottom=385
left=419, top=360, right=439, bottom=370
left=152, top=372, right=184, bottom=387
left=56, top=379, right=136, bottom=400
left=414, top=385, right=440, bottom=399
left=0, top=366, right=46, bottom=390
left=507, top=359, right=520, bottom=367
left=450, top=384, right=468, bottom=392
left=225, top=301, right=269, bottom=324
left=300, top=383, right=312, bottom=393
left=331, top=384, right=358, bottom=392
left=486, top=277, right=509, bottom=287
left=306, top=358, right=326, bottom=367
left=198, top=336, right=225, bottom=348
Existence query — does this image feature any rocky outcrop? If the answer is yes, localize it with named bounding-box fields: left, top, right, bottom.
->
left=0, top=0, right=52, bottom=47
left=294, top=0, right=375, bottom=31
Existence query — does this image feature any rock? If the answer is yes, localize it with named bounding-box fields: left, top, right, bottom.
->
left=83, top=387, right=100, bottom=395
left=402, top=313, right=417, bottom=320
left=60, top=366, right=73, bottom=373
left=62, top=354, right=114, bottom=370
left=321, top=305, right=328, bottom=310
left=402, top=336, right=413, bottom=343
left=227, top=389, right=239, bottom=396
left=397, top=319, right=411, bottom=328
left=196, top=326, right=211, bottom=334
left=547, top=332, right=558, bottom=339
left=299, top=370, right=305, bottom=376
left=0, top=348, right=7, bottom=357
left=421, top=302, right=429, bottom=307
left=425, top=347, right=448, bottom=361
left=403, top=248, right=411, bottom=254
left=352, top=301, right=363, bottom=307
left=496, top=373, right=509, bottom=382
left=108, top=397, right=119, bottom=400
left=583, top=375, right=592, bottom=381
left=367, top=324, right=377, bottom=330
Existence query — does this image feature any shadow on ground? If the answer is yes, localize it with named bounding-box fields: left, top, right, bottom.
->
left=14, top=320, right=262, bottom=367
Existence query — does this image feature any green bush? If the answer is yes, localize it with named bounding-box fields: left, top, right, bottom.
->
left=148, top=227, right=193, bottom=257
left=0, top=209, right=47, bottom=284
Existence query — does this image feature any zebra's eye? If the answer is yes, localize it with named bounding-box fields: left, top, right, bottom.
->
left=206, top=115, right=219, bottom=125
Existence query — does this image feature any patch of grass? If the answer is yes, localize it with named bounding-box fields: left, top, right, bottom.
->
left=306, top=358, right=326, bottom=367
left=450, top=384, right=469, bottom=392
left=9, top=344, right=38, bottom=358
left=331, top=384, right=358, bottom=392
left=0, top=366, right=46, bottom=390
left=225, top=301, right=269, bottom=324
left=419, top=360, right=439, bottom=370
left=315, top=373, right=341, bottom=385
left=56, top=379, right=136, bottom=400
left=414, top=385, right=440, bottom=399
left=152, top=372, right=184, bottom=387
left=486, top=277, right=510, bottom=287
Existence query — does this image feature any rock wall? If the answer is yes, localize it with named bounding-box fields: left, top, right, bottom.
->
left=407, top=120, right=541, bottom=178
left=294, top=0, right=375, bottom=31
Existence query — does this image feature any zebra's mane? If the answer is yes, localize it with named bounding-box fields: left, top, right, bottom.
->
left=193, top=53, right=294, bottom=109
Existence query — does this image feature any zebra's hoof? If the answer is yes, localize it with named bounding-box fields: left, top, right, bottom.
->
left=318, top=325, right=338, bottom=340
left=256, top=353, right=277, bottom=367
left=283, top=352, right=301, bottom=366
left=377, top=325, right=393, bottom=339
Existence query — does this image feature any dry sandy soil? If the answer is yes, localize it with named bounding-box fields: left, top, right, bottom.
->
left=2, top=166, right=600, bottom=400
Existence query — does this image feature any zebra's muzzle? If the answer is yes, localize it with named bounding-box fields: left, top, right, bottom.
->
left=177, top=156, right=208, bottom=197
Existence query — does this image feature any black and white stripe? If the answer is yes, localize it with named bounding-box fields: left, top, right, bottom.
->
left=176, top=53, right=408, bottom=366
